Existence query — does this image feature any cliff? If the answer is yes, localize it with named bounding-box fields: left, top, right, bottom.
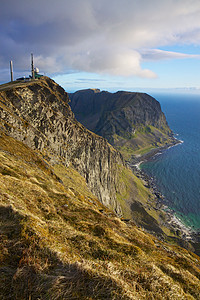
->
left=69, top=89, right=176, bottom=160
left=0, top=78, right=200, bottom=299
left=0, top=78, right=126, bottom=215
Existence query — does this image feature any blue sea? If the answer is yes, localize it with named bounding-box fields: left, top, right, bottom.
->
left=140, top=93, right=200, bottom=231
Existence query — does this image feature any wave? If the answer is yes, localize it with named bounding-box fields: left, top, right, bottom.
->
left=134, top=161, right=144, bottom=169
left=166, top=140, right=184, bottom=150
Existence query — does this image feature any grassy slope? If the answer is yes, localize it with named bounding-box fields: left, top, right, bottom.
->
left=0, top=133, right=200, bottom=299
left=115, top=164, right=175, bottom=237
left=113, top=125, right=175, bottom=161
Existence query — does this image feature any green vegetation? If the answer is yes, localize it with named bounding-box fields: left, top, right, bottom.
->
left=114, top=164, right=172, bottom=235
left=134, top=146, right=155, bottom=156
left=114, top=125, right=174, bottom=160
left=115, top=165, right=135, bottom=219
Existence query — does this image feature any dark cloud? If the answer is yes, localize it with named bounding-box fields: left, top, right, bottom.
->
left=1, top=0, right=200, bottom=82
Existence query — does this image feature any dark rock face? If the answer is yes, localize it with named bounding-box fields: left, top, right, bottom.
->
left=69, top=89, right=173, bottom=157
left=0, top=77, right=126, bottom=215
left=69, top=90, right=170, bottom=133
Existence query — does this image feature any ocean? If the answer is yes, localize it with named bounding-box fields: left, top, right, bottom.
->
left=140, top=93, right=200, bottom=231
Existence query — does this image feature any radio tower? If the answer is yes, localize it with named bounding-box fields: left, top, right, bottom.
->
left=10, top=60, right=13, bottom=81
left=31, top=53, right=35, bottom=79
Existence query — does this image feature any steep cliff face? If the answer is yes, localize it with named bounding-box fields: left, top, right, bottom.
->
left=0, top=78, right=124, bottom=214
left=69, top=89, right=175, bottom=160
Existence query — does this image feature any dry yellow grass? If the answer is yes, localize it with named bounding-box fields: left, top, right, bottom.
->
left=0, top=132, right=200, bottom=299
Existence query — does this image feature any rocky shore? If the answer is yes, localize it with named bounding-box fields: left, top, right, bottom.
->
left=128, top=139, right=200, bottom=252
left=129, top=137, right=181, bottom=166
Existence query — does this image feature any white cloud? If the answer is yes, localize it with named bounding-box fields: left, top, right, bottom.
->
left=141, top=49, right=200, bottom=61
left=68, top=47, right=156, bottom=77
left=1, top=0, right=200, bottom=79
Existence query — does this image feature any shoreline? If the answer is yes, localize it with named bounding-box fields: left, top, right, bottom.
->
left=129, top=137, right=182, bottom=166
left=128, top=138, right=200, bottom=245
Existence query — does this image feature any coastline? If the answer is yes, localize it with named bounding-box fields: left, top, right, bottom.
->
left=128, top=138, right=200, bottom=249
left=129, top=137, right=182, bottom=166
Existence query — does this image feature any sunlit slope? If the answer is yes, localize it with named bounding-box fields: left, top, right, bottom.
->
left=0, top=134, right=200, bottom=299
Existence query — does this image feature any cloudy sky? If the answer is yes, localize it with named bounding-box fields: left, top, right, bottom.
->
left=1, top=0, right=200, bottom=92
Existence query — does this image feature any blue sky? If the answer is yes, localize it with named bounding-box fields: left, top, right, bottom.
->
left=1, top=0, right=200, bottom=94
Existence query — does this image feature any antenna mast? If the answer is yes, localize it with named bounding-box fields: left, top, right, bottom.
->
left=10, top=60, right=13, bottom=81
left=31, top=53, right=35, bottom=79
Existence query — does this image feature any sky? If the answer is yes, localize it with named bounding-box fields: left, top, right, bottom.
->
left=1, top=0, right=200, bottom=93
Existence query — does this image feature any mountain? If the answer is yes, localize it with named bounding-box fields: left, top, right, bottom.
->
left=0, top=78, right=200, bottom=299
left=69, top=89, right=177, bottom=160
